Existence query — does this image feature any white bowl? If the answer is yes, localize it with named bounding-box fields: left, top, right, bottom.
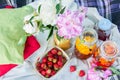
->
left=34, top=46, right=70, bottom=80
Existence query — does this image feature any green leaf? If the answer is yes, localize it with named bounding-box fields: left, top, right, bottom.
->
left=38, top=21, right=44, bottom=32
left=18, top=35, right=27, bottom=46
left=30, top=21, right=34, bottom=27
left=78, top=39, right=85, bottom=46
left=80, top=39, right=85, bottom=43
left=60, top=7, right=66, bottom=14
left=54, top=26, right=58, bottom=30
left=38, top=5, right=41, bottom=13
left=56, top=32, right=63, bottom=41
left=109, top=67, right=120, bottom=75
left=29, top=16, right=34, bottom=27
left=56, top=3, right=61, bottom=14
left=44, top=25, right=51, bottom=30
left=46, top=25, right=53, bottom=29
left=47, top=26, right=54, bottom=40
left=29, top=16, right=34, bottom=21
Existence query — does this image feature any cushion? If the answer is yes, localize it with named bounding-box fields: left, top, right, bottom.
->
left=0, top=6, right=33, bottom=64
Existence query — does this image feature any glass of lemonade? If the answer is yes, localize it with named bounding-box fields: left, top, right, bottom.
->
left=75, top=28, right=98, bottom=60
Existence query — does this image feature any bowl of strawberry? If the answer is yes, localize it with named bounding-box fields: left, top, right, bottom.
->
left=35, top=46, right=70, bottom=79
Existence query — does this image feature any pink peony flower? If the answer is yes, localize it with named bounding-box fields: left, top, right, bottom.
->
left=87, top=68, right=102, bottom=80
left=56, top=7, right=87, bottom=39
left=103, top=69, right=112, bottom=79
left=88, top=59, right=112, bottom=80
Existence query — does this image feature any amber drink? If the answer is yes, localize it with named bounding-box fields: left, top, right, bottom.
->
left=94, top=41, right=119, bottom=68
left=75, top=28, right=98, bottom=60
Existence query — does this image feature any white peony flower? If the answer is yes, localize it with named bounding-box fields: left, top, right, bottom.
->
left=23, top=14, right=39, bottom=34
left=39, top=0, right=57, bottom=26
left=23, top=22, right=38, bottom=34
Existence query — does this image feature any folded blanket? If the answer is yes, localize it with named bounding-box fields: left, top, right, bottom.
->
left=0, top=35, right=40, bottom=76
left=0, top=6, right=33, bottom=64
left=0, top=5, right=40, bottom=76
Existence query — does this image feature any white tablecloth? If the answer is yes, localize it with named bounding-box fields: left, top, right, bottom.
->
left=1, top=0, right=120, bottom=80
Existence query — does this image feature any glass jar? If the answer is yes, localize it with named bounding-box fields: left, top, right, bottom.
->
left=94, top=41, right=119, bottom=68
left=75, top=28, right=98, bottom=60
left=54, top=33, right=71, bottom=50
left=96, top=18, right=112, bottom=41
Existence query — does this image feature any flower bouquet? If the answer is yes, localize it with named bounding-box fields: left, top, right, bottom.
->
left=19, top=0, right=87, bottom=48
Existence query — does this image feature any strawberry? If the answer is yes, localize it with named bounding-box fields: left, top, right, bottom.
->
left=70, top=65, right=76, bottom=72
left=51, top=48, right=58, bottom=55
left=51, top=70, right=56, bottom=76
left=40, top=70, right=46, bottom=76
left=46, top=69, right=52, bottom=75
left=57, top=60, right=63, bottom=67
left=48, top=56, right=53, bottom=61
left=36, top=62, right=41, bottom=70
left=57, top=51, right=62, bottom=55
left=45, top=74, right=50, bottom=78
left=53, top=58, right=57, bottom=63
left=38, top=67, right=43, bottom=73
left=54, top=64, right=59, bottom=70
left=42, top=57, right=47, bottom=63
left=79, top=70, right=85, bottom=77
left=47, top=61, right=53, bottom=68
left=41, top=63, right=47, bottom=69
left=58, top=55, right=63, bottom=61
left=47, top=52, right=53, bottom=57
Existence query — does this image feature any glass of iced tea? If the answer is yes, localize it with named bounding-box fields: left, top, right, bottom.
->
left=75, top=28, right=98, bottom=60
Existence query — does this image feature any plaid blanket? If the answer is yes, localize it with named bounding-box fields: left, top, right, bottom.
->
left=75, top=0, right=120, bottom=32
left=0, top=0, right=120, bottom=31
left=0, top=0, right=36, bottom=7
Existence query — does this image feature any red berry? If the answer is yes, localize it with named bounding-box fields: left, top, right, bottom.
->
left=51, top=70, right=56, bottom=76
left=48, top=56, right=53, bottom=61
left=51, top=48, right=57, bottom=54
left=58, top=55, right=63, bottom=61
left=40, top=70, right=46, bottom=76
left=70, top=65, right=76, bottom=72
left=38, top=67, right=43, bottom=73
left=45, top=74, right=50, bottom=78
left=42, top=57, right=47, bottom=63
left=79, top=70, right=85, bottom=77
left=36, top=62, right=41, bottom=70
left=57, top=60, right=63, bottom=67
left=36, top=62, right=41, bottom=67
left=47, top=52, right=53, bottom=57
left=53, top=58, right=57, bottom=63
left=57, top=51, right=62, bottom=55
left=47, top=61, right=53, bottom=68
left=46, top=69, right=52, bottom=75
left=41, top=63, right=47, bottom=69
left=54, top=64, right=59, bottom=70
